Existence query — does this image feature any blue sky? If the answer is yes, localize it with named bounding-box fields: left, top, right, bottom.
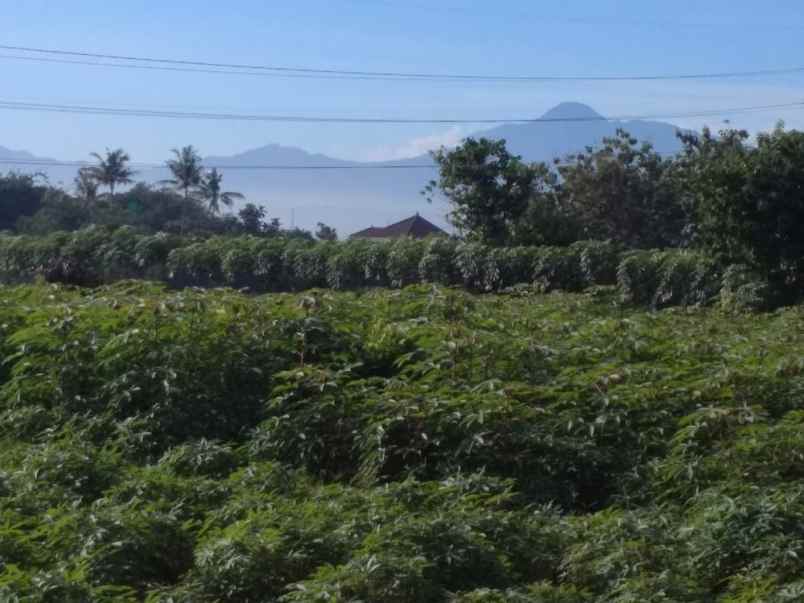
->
left=2, top=0, right=804, bottom=162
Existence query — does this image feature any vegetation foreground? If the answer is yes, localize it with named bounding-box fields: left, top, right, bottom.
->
left=0, top=283, right=802, bottom=601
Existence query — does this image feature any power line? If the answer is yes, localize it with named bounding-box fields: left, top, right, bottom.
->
left=345, top=0, right=804, bottom=31
left=0, top=150, right=686, bottom=172
left=0, top=158, right=437, bottom=170
left=0, top=98, right=802, bottom=124
left=0, top=54, right=426, bottom=82
left=3, top=44, right=804, bottom=82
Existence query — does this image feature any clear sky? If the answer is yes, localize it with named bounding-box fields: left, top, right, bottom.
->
left=2, top=0, right=804, bottom=162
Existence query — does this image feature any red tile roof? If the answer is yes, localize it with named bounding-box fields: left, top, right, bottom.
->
left=351, top=214, right=446, bottom=239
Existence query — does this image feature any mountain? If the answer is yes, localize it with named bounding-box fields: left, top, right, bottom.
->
left=142, top=144, right=443, bottom=235
left=0, top=146, right=75, bottom=188
left=477, top=102, right=685, bottom=161
left=0, top=103, right=688, bottom=235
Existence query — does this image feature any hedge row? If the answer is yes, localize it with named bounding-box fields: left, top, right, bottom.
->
left=0, top=226, right=774, bottom=309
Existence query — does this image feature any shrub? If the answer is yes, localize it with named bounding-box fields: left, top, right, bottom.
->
left=387, top=238, right=426, bottom=288
left=325, top=239, right=381, bottom=290
left=533, top=246, right=585, bottom=292
left=78, top=506, right=195, bottom=592
left=0, top=227, right=794, bottom=313
left=253, top=237, right=288, bottom=291
left=455, top=242, right=491, bottom=291
left=133, top=232, right=180, bottom=280
left=158, top=440, right=239, bottom=479
left=496, top=246, right=539, bottom=289
left=616, top=251, right=664, bottom=306
left=0, top=283, right=800, bottom=598
left=283, top=240, right=332, bottom=290
left=653, top=251, right=722, bottom=308
left=574, top=240, right=621, bottom=286
left=720, top=263, right=782, bottom=312
left=220, top=238, right=259, bottom=289
left=167, top=241, right=224, bottom=288
left=419, top=237, right=459, bottom=286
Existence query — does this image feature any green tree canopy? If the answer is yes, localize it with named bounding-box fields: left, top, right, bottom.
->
left=0, top=172, right=49, bottom=231
left=428, top=131, right=686, bottom=249
left=427, top=138, right=541, bottom=246
left=74, top=167, right=100, bottom=206
left=165, top=146, right=203, bottom=200
left=428, top=138, right=580, bottom=247
left=558, top=129, right=686, bottom=248
left=315, top=222, right=338, bottom=241
left=88, top=148, right=135, bottom=197
left=682, top=123, right=804, bottom=292
left=198, top=168, right=244, bottom=215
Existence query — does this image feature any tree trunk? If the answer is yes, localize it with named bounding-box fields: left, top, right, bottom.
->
left=181, top=186, right=188, bottom=234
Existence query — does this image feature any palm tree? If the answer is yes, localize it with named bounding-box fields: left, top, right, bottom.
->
left=74, top=167, right=100, bottom=206
left=89, top=148, right=135, bottom=197
left=198, top=168, right=244, bottom=214
left=165, top=146, right=203, bottom=200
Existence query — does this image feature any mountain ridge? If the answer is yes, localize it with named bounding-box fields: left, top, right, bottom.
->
left=0, top=102, right=688, bottom=234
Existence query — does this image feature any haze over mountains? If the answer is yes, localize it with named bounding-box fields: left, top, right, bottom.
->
left=0, top=102, right=687, bottom=235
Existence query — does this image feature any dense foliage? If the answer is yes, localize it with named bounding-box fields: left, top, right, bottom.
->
left=0, top=146, right=304, bottom=239
left=0, top=283, right=802, bottom=601
left=3, top=124, right=804, bottom=304
left=679, top=125, right=804, bottom=293
left=428, top=130, right=684, bottom=249
left=0, top=227, right=772, bottom=309
left=0, top=173, right=50, bottom=232
left=428, top=126, right=804, bottom=300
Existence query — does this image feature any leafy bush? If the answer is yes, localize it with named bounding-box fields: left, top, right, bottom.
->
left=77, top=506, right=195, bottom=592
left=720, top=263, right=782, bottom=312
left=0, top=228, right=781, bottom=311
left=158, top=440, right=239, bottom=478
left=574, top=240, right=621, bottom=286
left=653, top=251, right=722, bottom=308
left=0, top=283, right=800, bottom=599
left=419, top=237, right=459, bottom=285
left=167, top=240, right=225, bottom=288
left=387, top=238, right=426, bottom=288
left=616, top=250, right=664, bottom=306
left=533, top=246, right=585, bottom=292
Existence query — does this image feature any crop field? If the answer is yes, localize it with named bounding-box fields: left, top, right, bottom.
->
left=0, top=282, right=802, bottom=601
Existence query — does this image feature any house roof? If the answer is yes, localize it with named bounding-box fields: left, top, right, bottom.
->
left=351, top=214, right=446, bottom=239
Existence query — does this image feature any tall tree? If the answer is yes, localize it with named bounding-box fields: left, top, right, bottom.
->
left=238, top=203, right=268, bottom=235
left=89, top=149, right=135, bottom=197
left=427, top=138, right=575, bottom=246
left=681, top=123, right=804, bottom=291
left=558, top=130, right=685, bottom=248
left=164, top=146, right=204, bottom=234
left=426, top=138, right=537, bottom=246
left=0, top=172, right=47, bottom=231
left=165, top=146, right=203, bottom=200
left=315, top=222, right=338, bottom=241
left=74, top=167, right=99, bottom=206
left=198, top=168, right=243, bottom=215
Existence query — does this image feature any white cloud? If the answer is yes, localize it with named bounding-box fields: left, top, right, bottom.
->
left=361, top=127, right=466, bottom=162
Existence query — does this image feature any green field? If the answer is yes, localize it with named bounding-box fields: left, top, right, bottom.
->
left=0, top=282, right=802, bottom=601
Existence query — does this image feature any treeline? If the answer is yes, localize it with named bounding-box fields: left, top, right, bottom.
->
left=0, top=146, right=329, bottom=240
left=2, top=124, right=804, bottom=306
left=430, top=125, right=804, bottom=299
left=0, top=227, right=779, bottom=310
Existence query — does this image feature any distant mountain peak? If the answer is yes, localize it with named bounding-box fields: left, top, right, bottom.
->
left=206, top=142, right=347, bottom=166
left=0, top=145, right=45, bottom=161
left=2, top=101, right=688, bottom=235
left=541, top=102, right=603, bottom=121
